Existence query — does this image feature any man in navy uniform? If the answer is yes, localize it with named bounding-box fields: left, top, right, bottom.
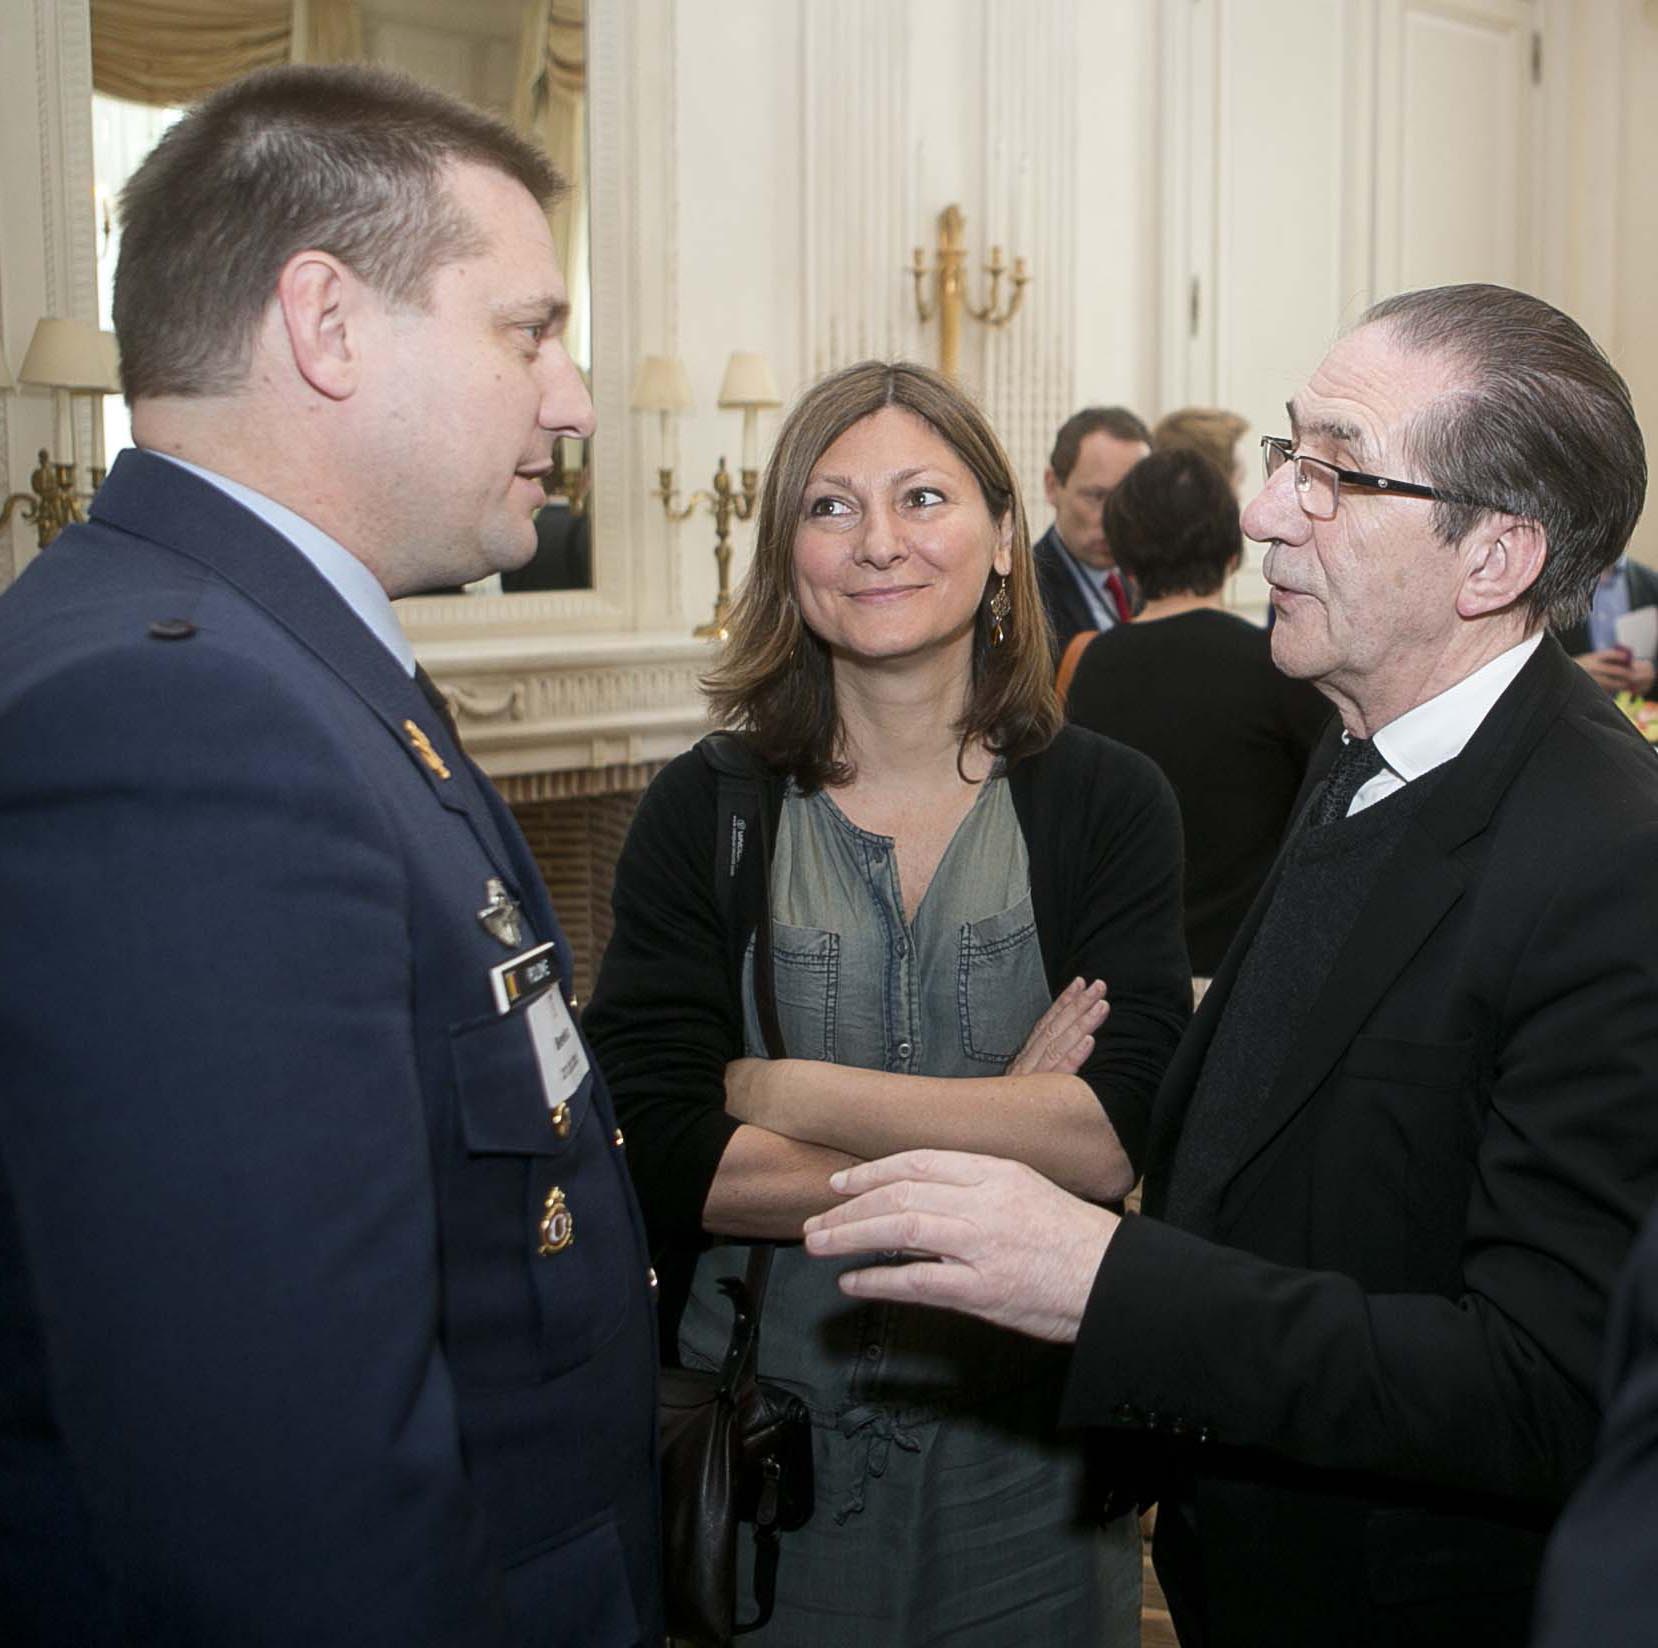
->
left=0, top=66, right=659, bottom=1646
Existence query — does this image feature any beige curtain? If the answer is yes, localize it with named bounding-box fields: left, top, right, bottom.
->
left=91, top=0, right=361, bottom=106
left=290, top=0, right=363, bottom=65
left=513, top=0, right=588, bottom=369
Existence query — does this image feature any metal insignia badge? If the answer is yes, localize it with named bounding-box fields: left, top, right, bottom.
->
left=477, top=877, right=524, bottom=948
left=403, top=719, right=451, bottom=780
left=538, top=1185, right=574, bottom=1255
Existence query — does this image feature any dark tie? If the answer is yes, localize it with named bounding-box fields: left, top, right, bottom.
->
left=414, top=663, right=460, bottom=742
left=1309, top=736, right=1386, bottom=827
left=1104, top=569, right=1133, bottom=623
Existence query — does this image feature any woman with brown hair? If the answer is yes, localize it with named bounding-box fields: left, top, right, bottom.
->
left=586, top=361, right=1190, bottom=1644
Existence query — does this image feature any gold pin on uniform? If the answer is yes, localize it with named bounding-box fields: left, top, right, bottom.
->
left=550, top=1102, right=572, bottom=1139
left=539, top=1185, right=574, bottom=1255
left=403, top=719, right=451, bottom=780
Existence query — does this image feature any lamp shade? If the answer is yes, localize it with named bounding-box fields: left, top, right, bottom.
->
left=19, top=317, right=119, bottom=391
left=630, top=354, right=694, bottom=413
left=717, top=351, right=781, bottom=410
left=100, top=330, right=122, bottom=395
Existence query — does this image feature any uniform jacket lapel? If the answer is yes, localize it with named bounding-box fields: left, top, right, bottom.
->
left=91, top=450, right=534, bottom=906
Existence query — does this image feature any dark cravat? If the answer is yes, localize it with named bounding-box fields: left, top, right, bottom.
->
left=1309, top=736, right=1386, bottom=828
left=413, top=663, right=460, bottom=742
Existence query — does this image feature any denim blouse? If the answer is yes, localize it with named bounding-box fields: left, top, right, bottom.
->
left=679, top=776, right=1068, bottom=1458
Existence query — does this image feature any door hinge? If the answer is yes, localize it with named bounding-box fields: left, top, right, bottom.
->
left=1531, top=30, right=1542, bottom=86
left=1189, top=275, right=1201, bottom=338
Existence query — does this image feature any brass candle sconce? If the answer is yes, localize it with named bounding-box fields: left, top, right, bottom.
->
left=909, top=203, right=1030, bottom=380
left=0, top=318, right=122, bottom=549
left=632, top=351, right=781, bottom=641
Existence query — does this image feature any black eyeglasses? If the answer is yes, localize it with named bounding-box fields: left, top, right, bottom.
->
left=1260, top=436, right=1497, bottom=521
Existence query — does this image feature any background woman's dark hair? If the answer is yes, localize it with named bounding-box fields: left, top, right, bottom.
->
left=704, top=360, right=1060, bottom=790
left=1102, top=448, right=1242, bottom=601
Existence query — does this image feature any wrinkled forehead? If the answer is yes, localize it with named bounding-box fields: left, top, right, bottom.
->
left=1291, top=323, right=1469, bottom=466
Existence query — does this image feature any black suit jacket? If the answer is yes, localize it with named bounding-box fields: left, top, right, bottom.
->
left=1060, top=638, right=1658, bottom=1647
left=1552, top=558, right=1658, bottom=657
left=1532, top=1195, right=1658, bottom=1648
left=0, top=452, right=661, bottom=1646
left=1033, top=524, right=1119, bottom=660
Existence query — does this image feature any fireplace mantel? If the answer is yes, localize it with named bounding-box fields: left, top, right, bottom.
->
left=412, top=629, right=712, bottom=802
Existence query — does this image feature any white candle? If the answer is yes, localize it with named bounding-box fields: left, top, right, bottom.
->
left=91, top=393, right=106, bottom=472
left=741, top=407, right=758, bottom=473
left=54, top=389, right=73, bottom=469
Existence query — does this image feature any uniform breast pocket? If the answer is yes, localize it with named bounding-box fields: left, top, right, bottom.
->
left=956, top=893, right=1045, bottom=1066
left=444, top=1006, right=634, bottom=1390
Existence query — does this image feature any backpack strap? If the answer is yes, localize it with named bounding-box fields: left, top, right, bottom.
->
left=698, top=732, right=787, bottom=1063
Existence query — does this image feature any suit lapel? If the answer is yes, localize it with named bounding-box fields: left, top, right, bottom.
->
left=1213, top=639, right=1575, bottom=1204
left=92, top=451, right=531, bottom=902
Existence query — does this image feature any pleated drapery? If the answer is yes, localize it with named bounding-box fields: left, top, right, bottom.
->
left=90, top=0, right=363, bottom=107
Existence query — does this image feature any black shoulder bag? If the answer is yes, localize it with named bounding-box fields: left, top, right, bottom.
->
left=657, top=734, right=815, bottom=1647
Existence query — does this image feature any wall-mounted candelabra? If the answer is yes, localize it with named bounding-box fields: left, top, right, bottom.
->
left=909, top=203, right=1030, bottom=380
left=1, top=317, right=122, bottom=549
left=631, top=351, right=781, bottom=640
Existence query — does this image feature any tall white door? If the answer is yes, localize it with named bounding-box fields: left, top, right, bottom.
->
left=1162, top=0, right=1544, bottom=613
left=1373, top=0, right=1541, bottom=296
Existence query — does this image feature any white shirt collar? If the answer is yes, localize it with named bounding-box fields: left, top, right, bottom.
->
left=1371, top=633, right=1543, bottom=783
left=151, top=451, right=415, bottom=676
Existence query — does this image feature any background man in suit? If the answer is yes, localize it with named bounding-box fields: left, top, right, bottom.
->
left=1552, top=553, right=1658, bottom=696
left=1033, top=405, right=1151, bottom=656
left=0, top=66, right=659, bottom=1646
left=802, top=284, right=1658, bottom=1647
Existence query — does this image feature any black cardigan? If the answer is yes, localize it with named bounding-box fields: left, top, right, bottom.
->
left=584, top=724, right=1192, bottom=1298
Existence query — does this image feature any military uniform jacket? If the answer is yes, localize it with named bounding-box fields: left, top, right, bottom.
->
left=0, top=451, right=661, bottom=1646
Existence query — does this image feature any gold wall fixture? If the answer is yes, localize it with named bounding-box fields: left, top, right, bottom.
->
left=909, top=204, right=1030, bottom=380
left=0, top=318, right=122, bottom=549
left=631, top=352, right=781, bottom=641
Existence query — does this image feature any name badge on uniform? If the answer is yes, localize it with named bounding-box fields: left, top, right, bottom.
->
left=489, top=943, right=591, bottom=1127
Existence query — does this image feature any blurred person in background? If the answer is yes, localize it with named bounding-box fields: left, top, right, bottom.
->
left=1153, top=406, right=1251, bottom=494
left=1064, top=448, right=1329, bottom=975
left=1033, top=406, right=1151, bottom=657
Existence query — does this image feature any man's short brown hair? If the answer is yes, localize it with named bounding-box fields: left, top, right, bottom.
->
left=114, top=64, right=563, bottom=401
left=1048, top=406, right=1151, bottom=484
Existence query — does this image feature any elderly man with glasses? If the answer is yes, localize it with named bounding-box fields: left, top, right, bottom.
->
left=802, top=284, right=1658, bottom=1648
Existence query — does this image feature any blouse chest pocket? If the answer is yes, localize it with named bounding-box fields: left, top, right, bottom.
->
left=747, top=922, right=839, bottom=1061
left=443, top=1003, right=635, bottom=1390
left=956, top=893, right=1046, bottom=1067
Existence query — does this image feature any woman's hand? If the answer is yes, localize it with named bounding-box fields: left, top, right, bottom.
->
left=1004, top=978, right=1109, bottom=1077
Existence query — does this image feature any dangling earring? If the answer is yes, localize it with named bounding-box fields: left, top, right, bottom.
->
left=988, top=574, right=1011, bottom=646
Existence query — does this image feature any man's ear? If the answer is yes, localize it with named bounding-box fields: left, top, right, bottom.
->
left=1456, top=517, right=1548, bottom=620
left=274, top=252, right=363, bottom=402
left=1042, top=466, right=1059, bottom=510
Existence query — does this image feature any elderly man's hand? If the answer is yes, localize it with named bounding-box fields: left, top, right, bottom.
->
left=802, top=1150, right=1119, bottom=1343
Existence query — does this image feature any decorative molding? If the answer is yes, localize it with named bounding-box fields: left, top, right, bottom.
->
left=799, top=0, right=912, bottom=379
left=981, top=0, right=1077, bottom=521
left=417, top=630, right=712, bottom=781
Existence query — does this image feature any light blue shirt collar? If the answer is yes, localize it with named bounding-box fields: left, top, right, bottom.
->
left=1051, top=526, right=1118, bottom=631
left=151, top=451, right=415, bottom=676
